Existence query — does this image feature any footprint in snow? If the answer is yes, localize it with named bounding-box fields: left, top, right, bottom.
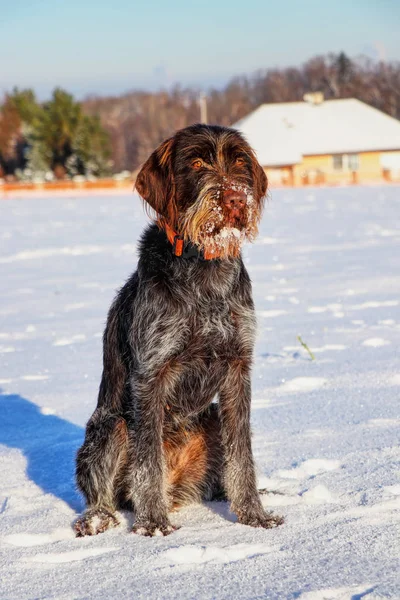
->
left=389, top=374, right=400, bottom=385
left=4, top=528, right=75, bottom=547
left=25, top=547, right=117, bottom=564
left=161, top=543, right=277, bottom=566
left=362, top=338, right=390, bottom=347
left=300, top=484, right=337, bottom=505
left=278, top=377, right=327, bottom=394
left=0, top=346, right=16, bottom=353
left=298, top=584, right=375, bottom=600
left=53, top=334, right=86, bottom=347
left=277, top=458, right=341, bottom=480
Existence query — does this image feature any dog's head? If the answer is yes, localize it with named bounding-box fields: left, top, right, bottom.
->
left=135, top=124, right=267, bottom=259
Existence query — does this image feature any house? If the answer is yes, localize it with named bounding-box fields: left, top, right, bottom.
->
left=234, top=96, right=400, bottom=185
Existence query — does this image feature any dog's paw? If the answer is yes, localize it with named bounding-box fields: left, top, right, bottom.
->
left=132, top=520, right=180, bottom=537
left=74, top=508, right=120, bottom=537
left=237, top=509, right=284, bottom=529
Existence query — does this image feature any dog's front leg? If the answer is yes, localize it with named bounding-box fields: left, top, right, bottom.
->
left=129, top=374, right=178, bottom=537
left=219, top=359, right=284, bottom=529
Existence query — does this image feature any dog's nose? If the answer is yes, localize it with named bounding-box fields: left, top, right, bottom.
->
left=223, top=189, right=247, bottom=210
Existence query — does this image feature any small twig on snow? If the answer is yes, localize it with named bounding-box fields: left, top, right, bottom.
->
left=297, top=335, right=315, bottom=361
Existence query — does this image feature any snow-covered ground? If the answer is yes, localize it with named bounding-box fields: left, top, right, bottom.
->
left=1, top=186, right=399, bottom=600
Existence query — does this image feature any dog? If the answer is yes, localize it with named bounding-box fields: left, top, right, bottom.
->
left=75, top=124, right=284, bottom=537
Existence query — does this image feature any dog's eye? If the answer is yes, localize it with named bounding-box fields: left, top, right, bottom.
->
left=191, top=159, right=203, bottom=170
left=235, top=157, right=245, bottom=166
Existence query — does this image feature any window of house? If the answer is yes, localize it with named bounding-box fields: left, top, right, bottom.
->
left=347, top=154, right=359, bottom=171
left=333, top=155, right=343, bottom=170
left=332, top=154, right=359, bottom=171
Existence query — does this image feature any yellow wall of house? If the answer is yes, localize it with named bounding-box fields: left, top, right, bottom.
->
left=266, top=150, right=400, bottom=186
left=301, top=155, right=330, bottom=169
left=299, top=152, right=383, bottom=183
left=359, top=152, right=381, bottom=177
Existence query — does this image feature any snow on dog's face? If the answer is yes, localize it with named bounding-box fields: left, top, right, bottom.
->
left=135, top=124, right=267, bottom=259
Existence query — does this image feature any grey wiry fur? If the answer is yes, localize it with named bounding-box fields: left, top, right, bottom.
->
left=75, top=124, right=284, bottom=537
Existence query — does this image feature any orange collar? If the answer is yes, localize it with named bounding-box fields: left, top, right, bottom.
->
left=163, top=223, right=220, bottom=260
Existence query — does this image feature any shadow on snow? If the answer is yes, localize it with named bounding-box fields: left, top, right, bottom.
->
left=0, top=390, right=84, bottom=511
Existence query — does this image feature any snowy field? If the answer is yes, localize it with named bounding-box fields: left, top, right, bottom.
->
left=1, top=186, right=399, bottom=600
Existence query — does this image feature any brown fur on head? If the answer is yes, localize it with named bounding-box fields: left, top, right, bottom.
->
left=135, top=137, right=177, bottom=225
left=135, top=124, right=267, bottom=259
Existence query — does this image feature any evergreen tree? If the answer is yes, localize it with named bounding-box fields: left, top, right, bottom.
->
left=1, top=87, right=111, bottom=179
left=69, top=114, right=111, bottom=177
left=8, top=89, right=46, bottom=176
left=335, top=52, right=353, bottom=85
left=34, top=88, right=110, bottom=178
left=9, top=88, right=41, bottom=126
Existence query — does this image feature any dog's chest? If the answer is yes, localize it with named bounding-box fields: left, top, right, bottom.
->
left=195, top=301, right=234, bottom=342
left=165, top=301, right=254, bottom=415
left=187, top=297, right=255, bottom=360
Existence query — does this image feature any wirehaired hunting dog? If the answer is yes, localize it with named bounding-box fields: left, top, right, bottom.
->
left=75, top=124, right=284, bottom=537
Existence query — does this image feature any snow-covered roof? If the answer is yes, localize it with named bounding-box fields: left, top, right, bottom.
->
left=234, top=99, right=400, bottom=166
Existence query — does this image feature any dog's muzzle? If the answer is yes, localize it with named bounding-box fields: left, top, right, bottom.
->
left=223, top=189, right=247, bottom=224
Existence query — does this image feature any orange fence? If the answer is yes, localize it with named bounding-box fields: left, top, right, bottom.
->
left=0, top=178, right=134, bottom=198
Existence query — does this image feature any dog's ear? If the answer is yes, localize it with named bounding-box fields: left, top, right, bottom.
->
left=135, top=137, right=176, bottom=222
left=251, top=153, right=268, bottom=205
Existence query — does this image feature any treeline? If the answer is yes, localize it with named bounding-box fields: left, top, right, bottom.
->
left=1, top=53, right=400, bottom=180
left=83, top=53, right=400, bottom=172
left=0, top=89, right=110, bottom=180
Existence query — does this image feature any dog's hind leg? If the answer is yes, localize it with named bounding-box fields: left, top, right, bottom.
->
left=75, top=409, right=128, bottom=536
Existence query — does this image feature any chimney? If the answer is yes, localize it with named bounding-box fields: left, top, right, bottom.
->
left=303, top=92, right=324, bottom=105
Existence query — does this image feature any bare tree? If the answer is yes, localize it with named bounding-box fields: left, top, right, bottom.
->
left=79, top=53, right=400, bottom=173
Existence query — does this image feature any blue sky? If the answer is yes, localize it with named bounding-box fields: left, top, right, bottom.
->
left=2, top=0, right=399, bottom=99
